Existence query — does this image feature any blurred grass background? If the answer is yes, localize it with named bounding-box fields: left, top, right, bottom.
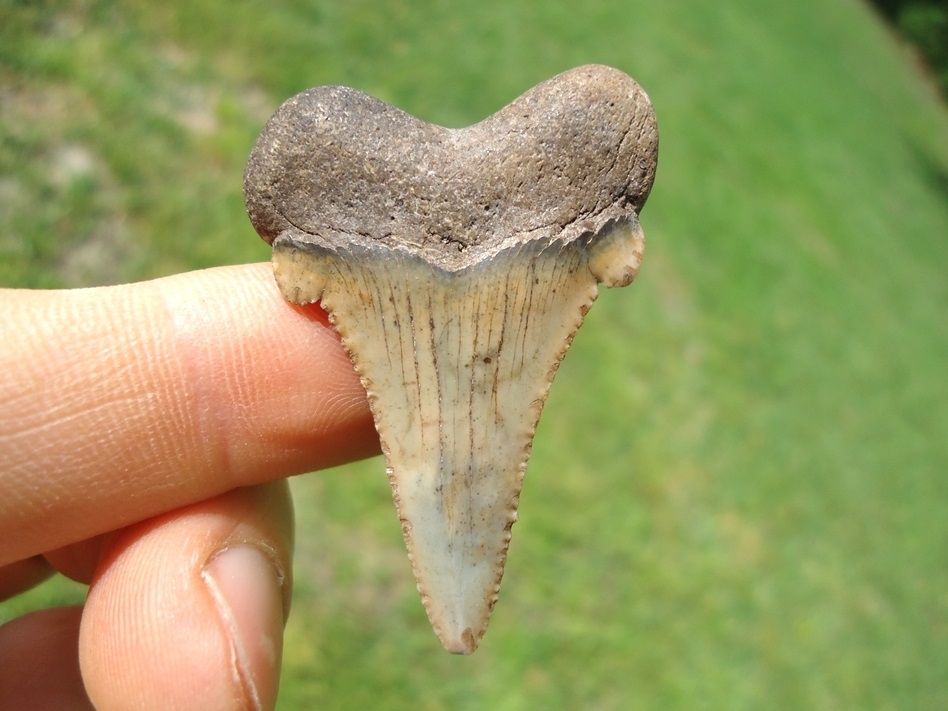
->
left=2, top=0, right=948, bottom=708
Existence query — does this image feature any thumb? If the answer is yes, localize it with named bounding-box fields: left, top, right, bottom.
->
left=80, top=481, right=293, bottom=711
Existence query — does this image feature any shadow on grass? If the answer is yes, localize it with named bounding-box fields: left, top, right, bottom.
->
left=907, top=136, right=948, bottom=203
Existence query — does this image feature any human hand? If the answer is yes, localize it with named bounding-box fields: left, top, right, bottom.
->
left=0, top=263, right=379, bottom=710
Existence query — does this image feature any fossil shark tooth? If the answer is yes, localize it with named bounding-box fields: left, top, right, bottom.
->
left=243, top=64, right=658, bottom=654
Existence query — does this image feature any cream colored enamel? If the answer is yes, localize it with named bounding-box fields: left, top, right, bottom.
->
left=587, top=220, right=646, bottom=288
left=273, top=238, right=614, bottom=653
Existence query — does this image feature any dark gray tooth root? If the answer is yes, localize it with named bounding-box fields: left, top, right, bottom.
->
left=243, top=64, right=658, bottom=654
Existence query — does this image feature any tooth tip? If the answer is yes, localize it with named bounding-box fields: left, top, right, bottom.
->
left=414, top=558, right=502, bottom=655
left=440, top=627, right=481, bottom=655
left=430, top=627, right=484, bottom=656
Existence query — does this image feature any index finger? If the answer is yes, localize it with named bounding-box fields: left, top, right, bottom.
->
left=0, top=263, right=378, bottom=566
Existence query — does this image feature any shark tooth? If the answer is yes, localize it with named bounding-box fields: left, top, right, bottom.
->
left=243, top=64, right=658, bottom=654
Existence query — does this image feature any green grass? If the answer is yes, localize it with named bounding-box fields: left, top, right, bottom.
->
left=2, top=0, right=948, bottom=708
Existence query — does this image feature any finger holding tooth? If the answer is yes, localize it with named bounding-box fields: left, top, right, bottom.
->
left=243, top=64, right=658, bottom=654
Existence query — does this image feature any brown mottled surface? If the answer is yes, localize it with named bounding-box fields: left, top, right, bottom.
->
left=244, top=64, right=657, bottom=272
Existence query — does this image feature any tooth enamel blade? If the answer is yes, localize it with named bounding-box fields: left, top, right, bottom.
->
left=272, top=225, right=640, bottom=654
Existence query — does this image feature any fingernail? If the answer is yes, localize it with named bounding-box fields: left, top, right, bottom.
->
left=203, top=545, right=286, bottom=711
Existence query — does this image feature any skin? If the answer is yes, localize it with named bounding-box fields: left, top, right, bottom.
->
left=0, top=263, right=379, bottom=710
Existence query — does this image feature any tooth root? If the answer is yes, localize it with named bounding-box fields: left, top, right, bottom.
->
left=272, top=225, right=639, bottom=653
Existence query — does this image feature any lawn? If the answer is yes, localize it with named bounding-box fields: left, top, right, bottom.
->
left=2, top=0, right=947, bottom=708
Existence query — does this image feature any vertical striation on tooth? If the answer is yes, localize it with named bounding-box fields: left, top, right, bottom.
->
left=244, top=64, right=658, bottom=653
